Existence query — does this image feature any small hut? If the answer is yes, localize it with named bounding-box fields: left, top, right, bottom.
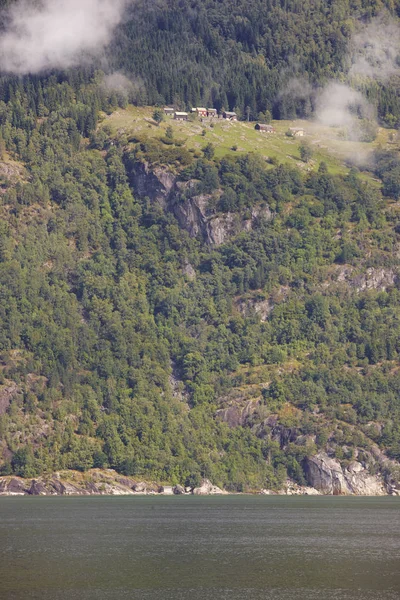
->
left=255, top=123, right=276, bottom=133
left=174, top=112, right=189, bottom=121
left=223, top=111, right=238, bottom=121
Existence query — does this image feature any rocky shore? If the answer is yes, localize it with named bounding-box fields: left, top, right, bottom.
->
left=0, top=453, right=399, bottom=497
left=0, top=471, right=229, bottom=497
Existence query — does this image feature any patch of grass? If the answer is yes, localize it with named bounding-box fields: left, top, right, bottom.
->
left=102, top=107, right=396, bottom=185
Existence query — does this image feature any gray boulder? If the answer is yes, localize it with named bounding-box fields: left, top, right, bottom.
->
left=305, top=452, right=386, bottom=495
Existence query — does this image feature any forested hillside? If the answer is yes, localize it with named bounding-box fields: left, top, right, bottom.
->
left=110, top=0, right=400, bottom=123
left=0, top=0, right=399, bottom=493
left=0, top=68, right=398, bottom=492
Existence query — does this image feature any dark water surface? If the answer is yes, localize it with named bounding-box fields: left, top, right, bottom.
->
left=0, top=496, right=399, bottom=600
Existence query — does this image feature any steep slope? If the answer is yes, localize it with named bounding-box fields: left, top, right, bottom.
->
left=0, top=70, right=399, bottom=494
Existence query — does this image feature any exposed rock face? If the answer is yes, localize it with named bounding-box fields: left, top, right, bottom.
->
left=193, top=479, right=226, bottom=495
left=0, top=473, right=143, bottom=496
left=217, top=399, right=258, bottom=428
left=236, top=286, right=289, bottom=322
left=130, top=162, right=176, bottom=209
left=0, top=458, right=394, bottom=496
left=159, top=485, right=174, bottom=495
left=132, top=481, right=147, bottom=493
left=182, top=261, right=196, bottom=280
left=128, top=161, right=272, bottom=246
left=0, top=472, right=228, bottom=496
left=98, top=483, right=134, bottom=496
left=206, top=212, right=236, bottom=246
left=331, top=265, right=397, bottom=293
left=29, top=480, right=54, bottom=496
left=0, top=477, right=28, bottom=495
left=277, top=479, right=321, bottom=496
left=236, top=297, right=273, bottom=322
left=352, top=268, right=397, bottom=292
left=266, top=418, right=299, bottom=448
left=116, top=477, right=136, bottom=488
left=305, top=452, right=386, bottom=495
left=0, top=382, right=18, bottom=415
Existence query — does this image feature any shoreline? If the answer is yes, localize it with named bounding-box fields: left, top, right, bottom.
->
left=0, top=470, right=398, bottom=497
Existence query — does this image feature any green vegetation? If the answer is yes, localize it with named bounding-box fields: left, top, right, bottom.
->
left=102, top=105, right=397, bottom=180
left=108, top=0, right=400, bottom=124
left=0, top=70, right=399, bottom=491
left=0, top=0, right=399, bottom=491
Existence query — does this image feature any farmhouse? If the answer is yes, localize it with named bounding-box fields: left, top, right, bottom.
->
left=289, top=127, right=305, bottom=137
left=164, top=107, right=175, bottom=116
left=196, top=107, right=208, bottom=117
left=207, top=108, right=218, bottom=117
left=174, top=111, right=189, bottom=121
left=255, top=123, right=276, bottom=133
left=223, top=111, right=237, bottom=121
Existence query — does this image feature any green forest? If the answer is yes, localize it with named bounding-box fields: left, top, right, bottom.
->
left=108, top=0, right=400, bottom=124
left=0, top=0, right=399, bottom=491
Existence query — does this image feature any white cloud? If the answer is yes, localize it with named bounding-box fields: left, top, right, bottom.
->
left=0, top=0, right=127, bottom=74
left=315, top=82, right=369, bottom=128
left=350, top=16, right=400, bottom=81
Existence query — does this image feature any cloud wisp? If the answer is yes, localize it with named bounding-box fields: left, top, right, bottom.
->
left=0, top=0, right=128, bottom=75
left=279, top=16, right=400, bottom=141
left=350, top=16, right=400, bottom=82
left=314, top=16, right=399, bottom=139
left=315, top=82, right=373, bottom=127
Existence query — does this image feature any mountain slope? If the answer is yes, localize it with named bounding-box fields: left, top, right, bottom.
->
left=0, top=70, right=399, bottom=493
left=110, top=0, right=400, bottom=122
left=0, top=0, right=399, bottom=492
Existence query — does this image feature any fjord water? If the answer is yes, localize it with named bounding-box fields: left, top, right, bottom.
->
left=0, top=496, right=399, bottom=600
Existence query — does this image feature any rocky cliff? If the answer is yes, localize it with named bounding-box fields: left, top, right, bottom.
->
left=304, top=452, right=388, bottom=496
left=128, top=161, right=272, bottom=246
left=216, top=398, right=400, bottom=496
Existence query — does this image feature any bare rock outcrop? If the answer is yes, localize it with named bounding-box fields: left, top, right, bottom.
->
left=29, top=480, right=54, bottom=496
left=128, top=161, right=272, bottom=246
left=0, top=382, right=18, bottom=415
left=236, top=285, right=289, bottom=322
left=0, top=473, right=144, bottom=496
left=0, top=477, right=29, bottom=495
left=217, top=399, right=258, bottom=428
left=236, top=297, right=274, bottom=322
left=132, top=481, right=147, bottom=493
left=0, top=160, right=25, bottom=183
left=0, top=472, right=228, bottom=496
left=277, top=479, right=321, bottom=496
left=352, top=268, right=397, bottom=292
left=331, top=265, right=397, bottom=293
left=159, top=485, right=174, bottom=495
left=305, top=452, right=386, bottom=495
left=193, top=478, right=226, bottom=495
left=130, top=162, right=176, bottom=209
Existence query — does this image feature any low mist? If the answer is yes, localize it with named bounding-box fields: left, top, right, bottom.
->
left=315, top=15, right=399, bottom=140
left=350, top=16, right=400, bottom=81
left=0, top=0, right=128, bottom=75
left=280, top=15, right=400, bottom=143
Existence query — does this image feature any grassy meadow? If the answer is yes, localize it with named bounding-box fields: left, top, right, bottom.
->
left=101, top=106, right=399, bottom=184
